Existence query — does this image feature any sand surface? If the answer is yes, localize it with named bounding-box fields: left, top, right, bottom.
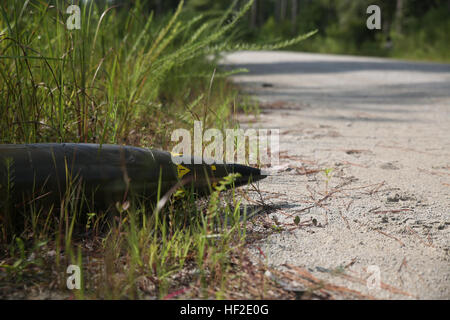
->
left=223, top=51, right=450, bottom=299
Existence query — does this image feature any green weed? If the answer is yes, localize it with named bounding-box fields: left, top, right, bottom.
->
left=0, top=0, right=314, bottom=299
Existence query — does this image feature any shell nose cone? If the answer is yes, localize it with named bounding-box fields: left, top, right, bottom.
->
left=227, top=163, right=268, bottom=184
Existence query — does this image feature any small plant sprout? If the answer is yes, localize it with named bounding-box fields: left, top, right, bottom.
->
left=323, top=167, right=334, bottom=193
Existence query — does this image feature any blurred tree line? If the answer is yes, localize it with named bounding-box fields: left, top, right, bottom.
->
left=103, top=0, right=450, bottom=61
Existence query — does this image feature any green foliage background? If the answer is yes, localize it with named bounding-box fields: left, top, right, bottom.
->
left=122, top=0, right=450, bottom=62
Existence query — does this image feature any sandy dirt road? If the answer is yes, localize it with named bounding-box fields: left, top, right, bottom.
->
left=222, top=51, right=450, bottom=299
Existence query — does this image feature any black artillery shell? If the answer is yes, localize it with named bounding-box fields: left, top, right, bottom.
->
left=0, top=143, right=266, bottom=208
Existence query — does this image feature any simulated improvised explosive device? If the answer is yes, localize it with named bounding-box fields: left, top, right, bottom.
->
left=0, top=143, right=266, bottom=209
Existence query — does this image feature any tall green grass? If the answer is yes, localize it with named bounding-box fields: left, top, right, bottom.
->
left=0, top=0, right=227, bottom=145
left=0, top=0, right=315, bottom=299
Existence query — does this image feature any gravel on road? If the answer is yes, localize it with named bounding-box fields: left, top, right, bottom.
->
left=223, top=51, right=450, bottom=299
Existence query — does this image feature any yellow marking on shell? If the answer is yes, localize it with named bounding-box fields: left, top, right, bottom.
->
left=177, top=164, right=191, bottom=179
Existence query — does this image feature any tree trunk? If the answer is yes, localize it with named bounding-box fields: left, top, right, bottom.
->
left=280, top=0, right=287, bottom=20
left=291, top=0, right=298, bottom=33
left=275, top=0, right=281, bottom=22
left=395, top=0, right=404, bottom=34
left=250, top=0, right=258, bottom=29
